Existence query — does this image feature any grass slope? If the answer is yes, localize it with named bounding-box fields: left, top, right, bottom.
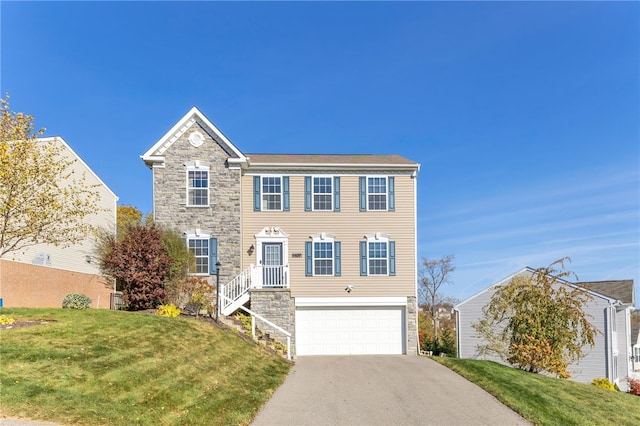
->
left=433, top=357, right=640, bottom=426
left=0, top=308, right=290, bottom=425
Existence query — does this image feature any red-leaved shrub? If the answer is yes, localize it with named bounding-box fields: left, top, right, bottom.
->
left=628, top=377, right=640, bottom=396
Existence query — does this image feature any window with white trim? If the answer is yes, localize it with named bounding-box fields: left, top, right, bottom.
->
left=188, top=237, right=209, bottom=275
left=360, top=234, right=396, bottom=276
left=313, top=177, right=333, bottom=210
left=184, top=231, right=217, bottom=276
left=368, top=177, right=387, bottom=210
left=305, top=234, right=341, bottom=277
left=186, top=163, right=209, bottom=207
left=314, top=240, right=334, bottom=275
left=359, top=176, right=394, bottom=211
left=262, top=176, right=282, bottom=210
left=253, top=175, right=290, bottom=212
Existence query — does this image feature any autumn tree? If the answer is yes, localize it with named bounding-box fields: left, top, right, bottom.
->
left=472, top=258, right=599, bottom=379
left=99, top=223, right=170, bottom=310
left=0, top=94, right=102, bottom=258
left=418, top=254, right=455, bottom=339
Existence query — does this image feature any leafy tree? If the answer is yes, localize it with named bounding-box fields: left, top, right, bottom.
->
left=162, top=227, right=195, bottom=307
left=418, top=254, right=455, bottom=339
left=99, top=223, right=170, bottom=310
left=116, top=205, right=145, bottom=237
left=0, top=94, right=102, bottom=258
left=472, top=258, right=598, bottom=379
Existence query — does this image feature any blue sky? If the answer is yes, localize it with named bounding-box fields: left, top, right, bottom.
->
left=2, top=1, right=638, bottom=305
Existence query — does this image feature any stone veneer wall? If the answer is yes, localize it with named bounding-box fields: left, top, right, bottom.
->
left=250, top=288, right=296, bottom=352
left=152, top=122, right=242, bottom=283
left=407, top=296, right=418, bottom=355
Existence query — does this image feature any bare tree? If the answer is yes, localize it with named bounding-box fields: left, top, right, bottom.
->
left=418, top=254, right=455, bottom=339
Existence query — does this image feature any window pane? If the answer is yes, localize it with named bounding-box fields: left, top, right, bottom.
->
left=313, top=177, right=332, bottom=210
left=314, top=242, right=333, bottom=275
left=262, top=177, right=282, bottom=210
left=188, top=170, right=209, bottom=206
left=188, top=238, right=209, bottom=274
left=367, top=177, right=387, bottom=210
left=368, top=241, right=388, bottom=275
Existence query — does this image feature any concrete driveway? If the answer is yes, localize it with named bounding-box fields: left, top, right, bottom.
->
left=252, top=356, right=530, bottom=426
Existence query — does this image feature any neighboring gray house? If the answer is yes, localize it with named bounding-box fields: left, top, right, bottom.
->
left=455, top=268, right=635, bottom=391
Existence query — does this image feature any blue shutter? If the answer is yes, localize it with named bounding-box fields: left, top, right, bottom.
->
left=334, top=241, right=341, bottom=276
left=304, top=176, right=312, bottom=211
left=388, top=176, right=395, bottom=211
left=283, top=176, right=290, bottom=211
left=360, top=241, right=367, bottom=276
left=359, top=177, right=367, bottom=211
left=333, top=176, right=340, bottom=212
left=388, top=241, right=396, bottom=276
left=305, top=241, right=313, bottom=277
left=253, top=176, right=261, bottom=211
left=209, top=237, right=218, bottom=275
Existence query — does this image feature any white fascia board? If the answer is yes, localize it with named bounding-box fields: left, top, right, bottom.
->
left=455, top=267, right=534, bottom=309
left=295, top=296, right=407, bottom=307
left=38, top=137, right=119, bottom=202
left=244, top=162, right=419, bottom=173
left=140, top=106, right=247, bottom=164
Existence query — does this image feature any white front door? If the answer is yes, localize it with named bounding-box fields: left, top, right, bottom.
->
left=262, top=242, right=283, bottom=286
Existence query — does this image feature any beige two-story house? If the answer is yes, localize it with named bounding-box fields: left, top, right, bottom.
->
left=141, top=107, right=420, bottom=356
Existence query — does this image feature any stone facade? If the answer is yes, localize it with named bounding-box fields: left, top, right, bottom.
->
left=407, top=296, right=418, bottom=355
left=250, top=288, right=296, bottom=351
left=152, top=122, right=242, bottom=283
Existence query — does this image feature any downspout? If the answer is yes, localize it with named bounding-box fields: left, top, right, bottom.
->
left=454, top=307, right=461, bottom=358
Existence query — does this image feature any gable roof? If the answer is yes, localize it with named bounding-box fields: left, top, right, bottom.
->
left=455, top=267, right=619, bottom=309
left=140, top=106, right=247, bottom=168
left=245, top=153, right=420, bottom=172
left=38, top=137, right=118, bottom=201
left=575, top=280, right=635, bottom=306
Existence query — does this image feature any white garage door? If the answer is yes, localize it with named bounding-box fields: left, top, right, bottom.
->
left=295, top=307, right=405, bottom=355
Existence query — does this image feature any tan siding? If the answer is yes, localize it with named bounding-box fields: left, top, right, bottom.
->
left=8, top=139, right=117, bottom=275
left=241, top=173, right=416, bottom=298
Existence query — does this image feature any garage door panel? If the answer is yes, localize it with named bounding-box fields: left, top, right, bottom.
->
left=295, top=306, right=405, bottom=356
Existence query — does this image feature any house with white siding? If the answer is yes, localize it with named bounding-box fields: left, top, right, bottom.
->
left=455, top=268, right=635, bottom=391
left=141, top=107, right=420, bottom=357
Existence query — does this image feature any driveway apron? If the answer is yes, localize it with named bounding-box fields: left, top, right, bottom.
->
left=252, top=355, right=530, bottom=426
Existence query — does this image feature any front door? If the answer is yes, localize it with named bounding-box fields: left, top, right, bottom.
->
left=262, top=242, right=283, bottom=286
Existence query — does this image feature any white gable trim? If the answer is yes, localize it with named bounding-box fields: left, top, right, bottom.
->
left=140, top=106, right=247, bottom=167
left=456, top=266, right=617, bottom=309
left=37, top=137, right=118, bottom=202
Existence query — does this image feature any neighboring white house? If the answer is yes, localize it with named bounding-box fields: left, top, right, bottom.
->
left=0, top=136, right=118, bottom=308
left=455, top=268, right=635, bottom=391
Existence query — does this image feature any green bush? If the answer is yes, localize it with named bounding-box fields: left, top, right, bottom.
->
left=62, top=293, right=92, bottom=310
left=591, top=377, right=616, bottom=391
left=155, top=304, right=181, bottom=317
left=0, top=314, right=16, bottom=325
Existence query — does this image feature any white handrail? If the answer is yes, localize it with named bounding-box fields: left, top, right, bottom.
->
left=220, top=265, right=253, bottom=313
left=219, top=292, right=291, bottom=360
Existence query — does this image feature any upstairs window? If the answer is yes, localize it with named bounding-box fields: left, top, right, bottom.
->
left=360, top=234, right=395, bottom=276
left=314, top=177, right=333, bottom=210
left=186, top=162, right=209, bottom=207
left=253, top=175, right=290, bottom=211
left=305, top=234, right=341, bottom=277
left=304, top=176, right=340, bottom=211
left=359, top=176, right=395, bottom=211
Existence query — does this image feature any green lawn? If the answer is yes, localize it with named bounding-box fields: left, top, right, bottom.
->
left=432, top=356, right=640, bottom=426
left=0, top=308, right=290, bottom=426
